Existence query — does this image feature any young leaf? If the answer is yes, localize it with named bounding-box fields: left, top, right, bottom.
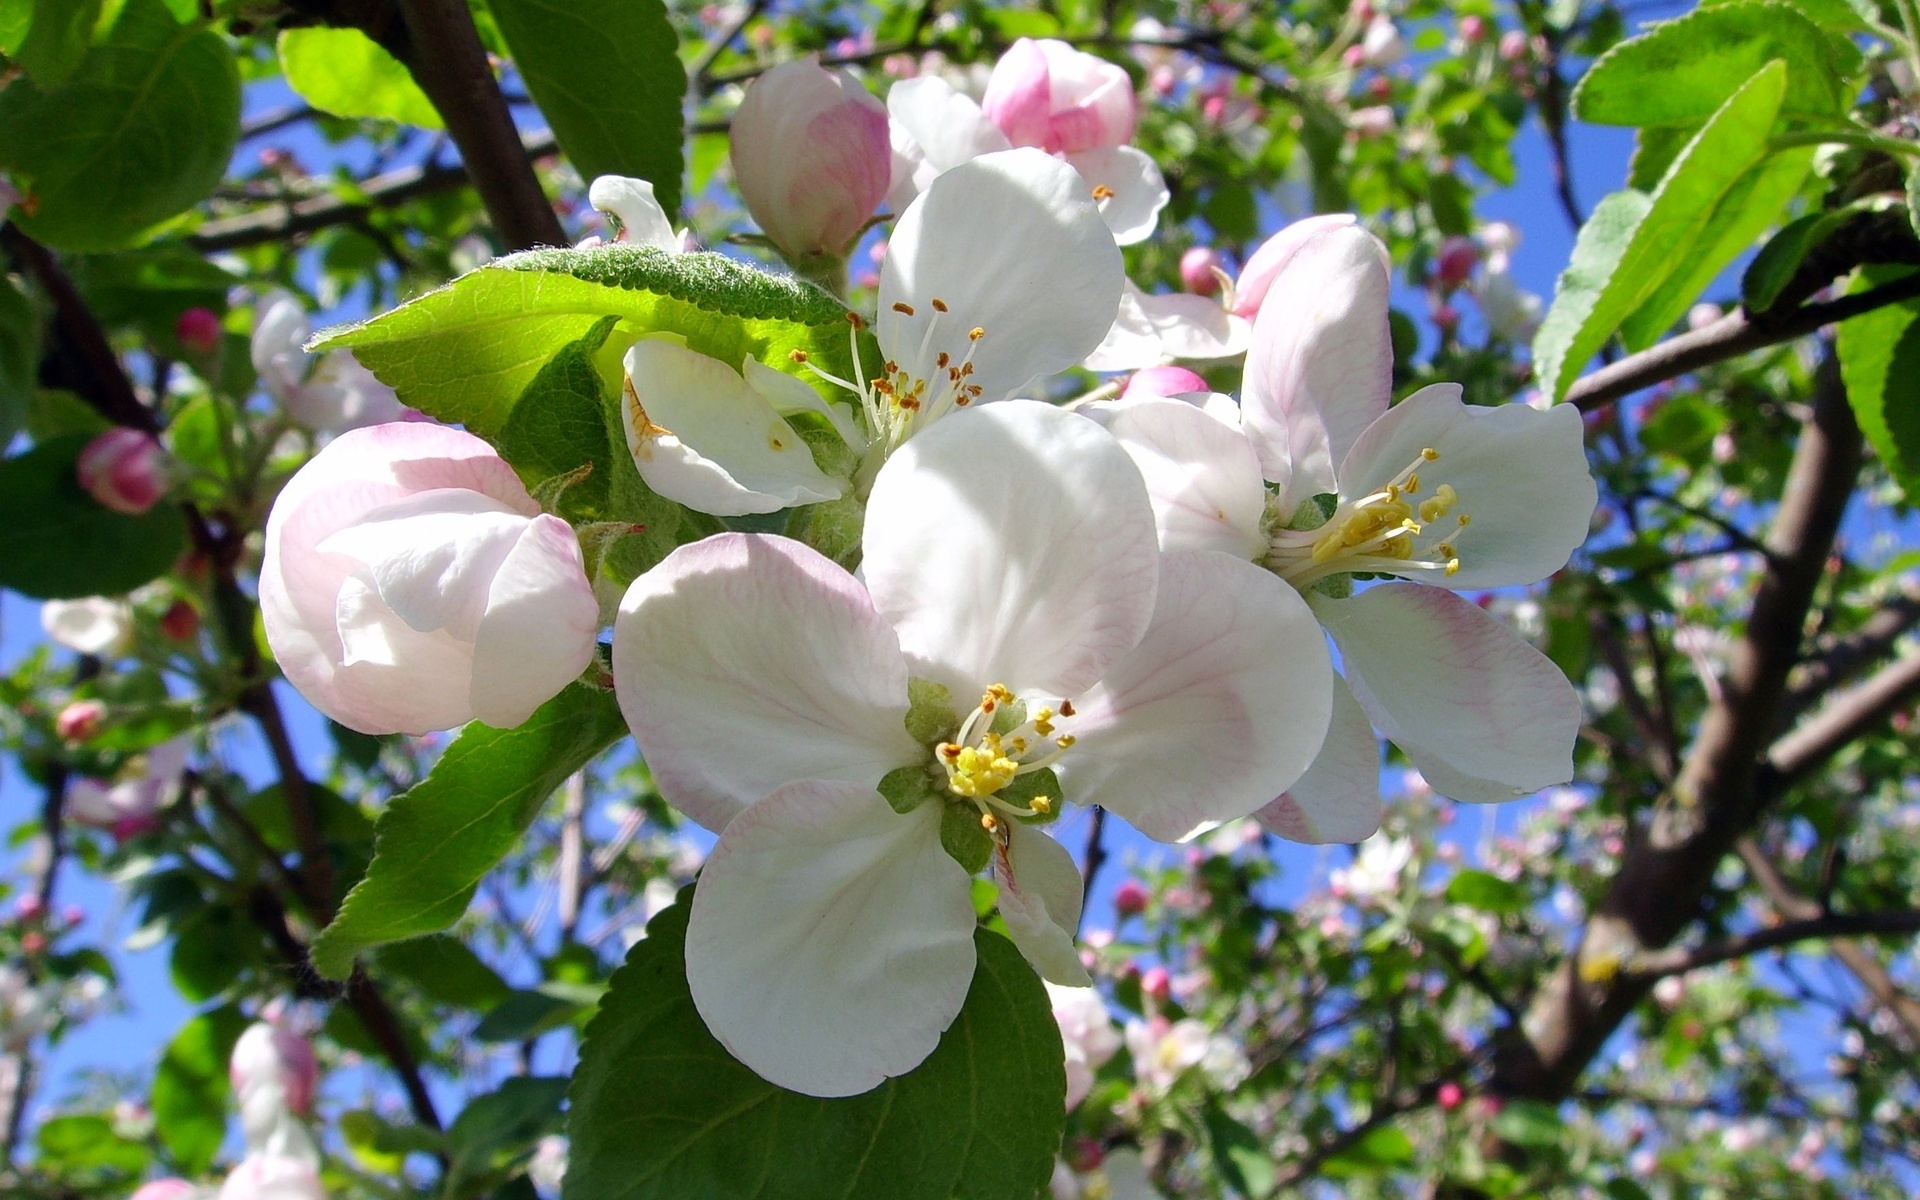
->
left=1741, top=194, right=1904, bottom=314
left=566, top=894, right=1065, bottom=1200
left=310, top=683, right=628, bottom=979
left=1836, top=266, right=1920, bottom=503
left=487, top=0, right=686, bottom=216
left=0, top=433, right=189, bottom=599
left=276, top=27, right=443, bottom=129
left=0, top=0, right=240, bottom=250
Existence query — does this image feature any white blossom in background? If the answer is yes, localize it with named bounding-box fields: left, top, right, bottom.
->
left=0, top=964, right=52, bottom=1049
left=65, top=734, right=191, bottom=839
left=40, top=596, right=134, bottom=656
left=611, top=402, right=1331, bottom=1096
left=1047, top=981, right=1121, bottom=1108
left=1330, top=834, right=1413, bottom=903
left=251, top=289, right=403, bottom=434
left=528, top=1135, right=568, bottom=1199
left=580, top=176, right=691, bottom=252
left=1125, top=1016, right=1212, bottom=1093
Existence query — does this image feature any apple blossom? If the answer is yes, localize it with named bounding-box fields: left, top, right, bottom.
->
left=176, top=306, right=223, bottom=355
left=77, top=428, right=167, bottom=514
left=1434, top=235, right=1481, bottom=290
left=251, top=289, right=403, bottom=434
left=259, top=423, right=600, bottom=735
left=612, top=401, right=1331, bottom=1095
left=619, top=149, right=1123, bottom=514
left=231, top=1019, right=318, bottom=1125
left=1180, top=246, right=1227, bottom=295
left=1112, top=878, right=1151, bottom=916
left=218, top=1154, right=327, bottom=1200
left=1097, top=224, right=1595, bottom=823
left=132, top=1181, right=213, bottom=1200
left=55, top=699, right=105, bottom=742
left=65, top=735, right=190, bottom=839
left=730, top=58, right=891, bottom=269
left=1125, top=1016, right=1211, bottom=1093
left=40, top=596, right=133, bottom=656
left=1330, top=834, right=1413, bottom=902
left=1360, top=18, right=1406, bottom=67
left=581, top=175, right=687, bottom=251
left=0, top=964, right=52, bottom=1048
left=889, top=41, right=1169, bottom=245
left=1048, top=981, right=1121, bottom=1108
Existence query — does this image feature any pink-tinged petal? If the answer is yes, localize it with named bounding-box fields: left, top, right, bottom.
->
left=1232, top=214, right=1359, bottom=318
left=1335, top=385, right=1595, bottom=589
left=588, top=176, right=679, bottom=251
left=1085, top=280, right=1244, bottom=371
left=330, top=572, right=480, bottom=734
left=1241, top=225, right=1392, bottom=511
left=1063, top=147, right=1168, bottom=246
left=1254, top=673, right=1384, bottom=844
left=685, top=781, right=977, bottom=1097
left=731, top=59, right=891, bottom=260
left=981, top=38, right=1055, bottom=148
left=612, top=533, right=920, bottom=832
left=317, top=490, right=528, bottom=641
left=862, top=402, right=1159, bottom=698
left=294, top=351, right=406, bottom=434
left=467, top=515, right=600, bottom=728
left=879, top=149, right=1123, bottom=408
left=1061, top=551, right=1332, bottom=841
left=1036, top=39, right=1136, bottom=149
left=997, top=822, right=1091, bottom=986
left=885, top=77, right=1012, bottom=209
left=1120, top=365, right=1210, bottom=401
left=1104, top=398, right=1267, bottom=560
left=1314, top=584, right=1581, bottom=802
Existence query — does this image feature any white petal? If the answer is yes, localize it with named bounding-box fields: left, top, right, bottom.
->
left=885, top=77, right=1011, bottom=209
left=742, top=357, right=866, bottom=450
left=1084, top=281, right=1246, bottom=372
left=862, top=402, right=1159, bottom=697
left=1061, top=550, right=1332, bottom=841
left=1241, top=225, right=1392, bottom=511
left=622, top=340, right=844, bottom=516
left=1104, top=398, right=1267, bottom=559
left=1064, top=146, right=1168, bottom=245
left=1314, top=584, right=1581, bottom=802
left=331, top=571, right=480, bottom=734
left=467, top=515, right=601, bottom=728
left=612, top=533, right=921, bottom=833
left=588, top=176, right=679, bottom=252
left=1253, top=673, right=1384, bottom=844
left=997, top=823, right=1091, bottom=986
left=685, top=781, right=977, bottom=1097
left=1335, top=385, right=1595, bottom=589
left=879, top=149, right=1123, bottom=408
left=250, top=289, right=311, bottom=402
left=317, top=490, right=529, bottom=641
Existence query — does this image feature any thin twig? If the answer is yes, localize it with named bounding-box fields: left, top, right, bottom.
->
left=1627, top=907, right=1920, bottom=978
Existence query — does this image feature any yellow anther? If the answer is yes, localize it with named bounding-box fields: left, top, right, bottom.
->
left=1404, top=472, right=1419, bottom=495
left=1056, top=734, right=1077, bottom=749
left=788, top=349, right=809, bottom=363
left=1421, top=447, right=1440, bottom=461
left=1030, top=797, right=1052, bottom=815
left=931, top=297, right=950, bottom=312
left=1444, top=559, right=1461, bottom=576
left=845, top=311, right=865, bottom=329
left=1457, top=514, right=1472, bottom=527
left=893, top=302, right=916, bottom=316
left=981, top=813, right=999, bottom=832
left=1436, top=542, right=1455, bottom=558
left=968, top=327, right=986, bottom=341
left=1091, top=184, right=1116, bottom=201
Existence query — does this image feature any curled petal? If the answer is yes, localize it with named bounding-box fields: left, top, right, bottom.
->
left=588, top=176, right=679, bottom=251
left=612, top=533, right=920, bottom=832
left=467, top=515, right=601, bottom=728
left=1104, top=397, right=1267, bottom=560
left=250, top=289, right=311, bottom=402
left=686, top=781, right=977, bottom=1097
left=1062, top=550, right=1333, bottom=841
left=1085, top=280, right=1247, bottom=372
left=885, top=77, right=1012, bottom=211
left=862, top=402, right=1159, bottom=698
left=1064, top=147, right=1169, bottom=246
left=1315, top=583, right=1581, bottom=802
left=1253, top=673, right=1384, bottom=844
left=997, top=822, right=1091, bottom=987
left=1231, top=213, right=1358, bottom=319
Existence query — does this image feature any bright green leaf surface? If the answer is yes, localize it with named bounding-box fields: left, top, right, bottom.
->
left=1445, top=868, right=1528, bottom=915
left=1741, top=197, right=1904, bottom=313
left=566, top=896, right=1065, bottom=1200
left=447, top=1076, right=570, bottom=1190
left=277, top=27, right=443, bottom=129
left=487, top=0, right=685, bottom=216
left=1535, top=62, right=1788, bottom=400
left=0, top=0, right=240, bottom=250
left=310, top=683, right=628, bottom=979
left=1572, top=3, right=1856, bottom=128
left=150, top=1004, right=248, bottom=1175
left=11, top=0, right=104, bottom=85
left=495, top=317, right=619, bottom=520
left=1836, top=266, right=1920, bottom=503
left=0, top=433, right=189, bottom=599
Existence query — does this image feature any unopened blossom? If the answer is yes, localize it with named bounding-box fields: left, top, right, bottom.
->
left=252, top=290, right=403, bottom=434
left=1121, top=365, right=1209, bottom=402
left=889, top=40, right=1169, bottom=245
left=41, top=596, right=133, bottom=656
left=132, top=1181, right=214, bottom=1200
left=1360, top=17, right=1406, bottom=66
left=260, top=423, right=600, bottom=735
left=1180, top=246, right=1227, bottom=295
left=1048, top=981, right=1121, bottom=1108
left=620, top=149, right=1122, bottom=515
left=56, top=699, right=106, bottom=742
left=176, top=306, right=223, bottom=356
left=1434, top=235, right=1481, bottom=291
left=1098, top=224, right=1595, bottom=827
left=730, top=58, right=891, bottom=268
left=66, top=735, right=190, bottom=839
left=231, top=1020, right=318, bottom=1129
left=612, top=402, right=1331, bottom=1096
left=77, top=428, right=167, bottom=514
left=579, top=176, right=688, bottom=251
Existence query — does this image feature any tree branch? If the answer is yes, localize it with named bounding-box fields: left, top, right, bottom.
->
left=1766, top=649, right=1920, bottom=787
left=1626, top=906, right=1920, bottom=978
left=1780, top=581, right=1920, bottom=726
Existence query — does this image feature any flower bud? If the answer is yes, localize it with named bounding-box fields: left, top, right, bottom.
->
left=1688, top=302, right=1725, bottom=331
left=729, top=58, right=891, bottom=264
left=175, top=307, right=223, bottom=356
left=15, top=895, right=45, bottom=921
left=1459, top=15, right=1489, bottom=42
left=1438, top=1081, right=1465, bottom=1110
left=1141, top=965, right=1172, bottom=1004
left=55, top=699, right=106, bottom=742
left=1498, top=29, right=1529, bottom=61
left=159, top=600, right=200, bottom=642
left=1432, top=302, right=1460, bottom=334
left=1361, top=18, right=1405, bottom=67
left=20, top=931, right=45, bottom=955
left=1341, top=44, right=1367, bottom=70
left=1120, top=366, right=1210, bottom=402
left=77, top=428, right=167, bottom=515
left=983, top=38, right=1136, bottom=154
left=231, top=1020, right=319, bottom=1118
left=1179, top=246, right=1226, bottom=295
left=1112, top=878, right=1151, bottom=917
left=41, top=597, right=134, bottom=657
left=1433, top=235, right=1480, bottom=291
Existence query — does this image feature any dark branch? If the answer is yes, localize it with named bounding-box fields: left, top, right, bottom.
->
left=1767, top=650, right=1920, bottom=787
left=1627, top=907, right=1920, bottom=978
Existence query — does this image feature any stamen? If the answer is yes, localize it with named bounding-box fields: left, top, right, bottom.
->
left=930, top=297, right=949, bottom=312
left=1091, top=184, right=1116, bottom=201
left=893, top=302, right=916, bottom=316
left=968, top=327, right=985, bottom=341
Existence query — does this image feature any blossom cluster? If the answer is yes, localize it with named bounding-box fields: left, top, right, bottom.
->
left=256, top=40, right=1596, bottom=1099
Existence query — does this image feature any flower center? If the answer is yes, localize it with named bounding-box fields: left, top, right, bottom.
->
left=788, top=299, right=988, bottom=452
left=934, top=684, right=1077, bottom=832
left=1264, top=446, right=1474, bottom=589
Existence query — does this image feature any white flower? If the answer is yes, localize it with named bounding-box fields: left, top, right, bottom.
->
left=65, top=735, right=190, bottom=837
left=251, top=290, right=403, bottom=434
left=40, top=596, right=133, bottom=656
left=1124, top=1016, right=1211, bottom=1093
left=1098, top=224, right=1595, bottom=820
left=1330, top=834, right=1413, bottom=902
left=1048, top=981, right=1122, bottom=1108
left=528, top=1135, right=568, bottom=1199
left=620, top=148, right=1123, bottom=515
left=0, top=965, right=52, bottom=1050
left=611, top=402, right=1331, bottom=1096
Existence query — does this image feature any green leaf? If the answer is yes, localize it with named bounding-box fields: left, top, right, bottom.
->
left=880, top=764, right=938, bottom=814
left=472, top=988, right=591, bottom=1042
left=1491, top=1099, right=1565, bottom=1149
left=1320, top=1125, right=1416, bottom=1176
left=495, top=316, right=619, bottom=520
left=566, top=896, right=1065, bottom=1200
left=1444, top=868, right=1527, bottom=916
left=904, top=676, right=958, bottom=743
left=311, top=247, right=856, bottom=441
left=1704, top=0, right=1879, bottom=35
left=1534, top=61, right=1789, bottom=400
left=310, top=683, right=628, bottom=979
left=150, top=1004, right=249, bottom=1174
left=1572, top=3, right=1858, bottom=127
left=1618, top=145, right=1814, bottom=350
left=447, top=1076, right=571, bottom=1192
left=0, top=274, right=36, bottom=450
left=0, top=433, right=189, bottom=599
left=10, top=0, right=104, bottom=85
left=276, top=27, right=443, bottom=129
left=1743, top=196, right=1904, bottom=314
left=0, top=0, right=240, bottom=250
left=487, top=0, right=685, bottom=216
left=1204, top=1102, right=1277, bottom=1199
left=941, top=802, right=994, bottom=873
left=35, top=1114, right=148, bottom=1175
left=1836, top=266, right=1920, bottom=502
left=373, top=936, right=514, bottom=1011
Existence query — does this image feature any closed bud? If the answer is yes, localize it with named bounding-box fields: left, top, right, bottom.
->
left=730, top=58, right=891, bottom=265
left=1141, top=965, right=1172, bottom=1004
left=1459, top=15, right=1488, bottom=42
left=175, top=307, right=223, bottom=356
left=1434, top=235, right=1480, bottom=290
left=1688, top=302, right=1725, bottom=331
left=1361, top=18, right=1405, bottom=67
left=1112, top=878, right=1151, bottom=917
left=159, top=600, right=200, bottom=642
left=983, top=38, right=1137, bottom=154
left=1438, top=1081, right=1465, bottom=1110
left=1121, top=366, right=1209, bottom=402
left=77, top=428, right=168, bottom=515
left=1179, top=246, right=1227, bottom=295
left=231, top=1020, right=319, bottom=1118
left=55, top=699, right=106, bottom=743
left=1499, top=29, right=1529, bottom=61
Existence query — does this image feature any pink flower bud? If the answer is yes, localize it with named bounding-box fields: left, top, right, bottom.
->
left=983, top=39, right=1137, bottom=154
left=1432, top=302, right=1460, bottom=333
left=730, top=58, right=891, bottom=263
left=132, top=1180, right=206, bottom=1200
left=1064, top=1136, right=1104, bottom=1173
left=175, top=307, right=223, bottom=356
left=1232, top=213, right=1358, bottom=318
left=1141, top=966, right=1172, bottom=1004
left=76, top=429, right=167, bottom=515
left=1113, top=879, right=1151, bottom=917
left=1341, top=44, right=1367, bottom=70
left=56, top=699, right=106, bottom=742
left=1499, top=29, right=1529, bottom=61
left=20, top=930, right=46, bottom=955
left=1459, top=15, right=1488, bottom=42
left=159, top=600, right=200, bottom=642
left=1150, top=64, right=1177, bottom=96
left=15, top=895, right=45, bottom=921
left=1120, top=366, right=1209, bottom=402
left=1179, top=246, right=1227, bottom=295
left=1366, top=76, right=1393, bottom=102
left=1434, top=236, right=1480, bottom=290
left=1353, top=0, right=1375, bottom=23
left=230, top=1020, right=319, bottom=1117
left=1201, top=94, right=1229, bottom=126
left=1437, top=1081, right=1465, bottom=1110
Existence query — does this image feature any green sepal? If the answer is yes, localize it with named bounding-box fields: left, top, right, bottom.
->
left=940, top=804, right=994, bottom=874
left=1312, top=573, right=1356, bottom=600
left=989, top=697, right=1028, bottom=738
left=1003, top=769, right=1064, bottom=827
left=879, top=765, right=939, bottom=815
left=904, top=677, right=958, bottom=744
left=1288, top=493, right=1337, bottom=531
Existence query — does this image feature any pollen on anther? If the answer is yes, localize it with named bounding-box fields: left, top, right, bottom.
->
left=845, top=312, right=865, bottom=329
left=931, top=297, right=949, bottom=312
left=1056, top=734, right=1077, bottom=749
left=1030, top=797, right=1052, bottom=815
left=981, top=813, right=999, bottom=831
left=1059, top=699, right=1076, bottom=716
left=939, top=743, right=961, bottom=760
left=1091, top=184, right=1116, bottom=201
left=936, top=352, right=950, bottom=368
left=788, top=349, right=808, bottom=363
left=893, top=302, right=916, bottom=316
left=968, top=327, right=985, bottom=341
left=1421, top=447, right=1440, bottom=461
